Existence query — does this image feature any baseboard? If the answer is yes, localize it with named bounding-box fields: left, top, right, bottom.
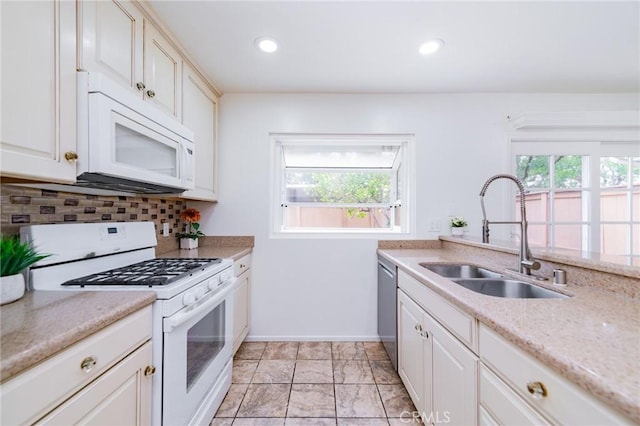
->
left=244, top=335, right=381, bottom=342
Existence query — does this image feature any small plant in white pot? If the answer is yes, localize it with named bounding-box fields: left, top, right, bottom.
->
left=177, top=208, right=205, bottom=249
left=450, top=217, right=468, bottom=236
left=0, top=237, right=50, bottom=305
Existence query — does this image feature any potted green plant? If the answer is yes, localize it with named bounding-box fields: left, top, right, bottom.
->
left=450, top=216, right=468, bottom=236
left=176, top=208, right=205, bottom=250
left=0, top=237, right=50, bottom=305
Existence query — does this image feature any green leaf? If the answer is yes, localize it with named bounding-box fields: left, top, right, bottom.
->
left=0, top=237, right=51, bottom=277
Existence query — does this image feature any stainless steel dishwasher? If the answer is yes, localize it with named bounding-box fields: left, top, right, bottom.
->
left=377, top=255, right=398, bottom=370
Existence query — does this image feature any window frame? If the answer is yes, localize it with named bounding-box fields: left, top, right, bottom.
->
left=269, top=133, right=415, bottom=238
left=508, top=111, right=640, bottom=263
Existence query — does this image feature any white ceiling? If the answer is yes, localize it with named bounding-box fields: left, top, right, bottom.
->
left=149, top=1, right=640, bottom=94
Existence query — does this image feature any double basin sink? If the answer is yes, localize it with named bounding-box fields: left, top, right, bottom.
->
left=420, top=264, right=568, bottom=299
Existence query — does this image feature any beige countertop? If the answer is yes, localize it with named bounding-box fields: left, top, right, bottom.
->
left=378, top=248, right=640, bottom=423
left=157, top=245, right=252, bottom=261
left=0, top=291, right=156, bottom=383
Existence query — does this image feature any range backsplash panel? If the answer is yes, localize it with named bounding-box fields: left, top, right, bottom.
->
left=0, top=185, right=183, bottom=252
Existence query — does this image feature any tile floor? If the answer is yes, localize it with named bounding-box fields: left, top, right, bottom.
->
left=211, top=341, right=422, bottom=426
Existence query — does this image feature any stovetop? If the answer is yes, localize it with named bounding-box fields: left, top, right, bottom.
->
left=61, top=258, right=222, bottom=287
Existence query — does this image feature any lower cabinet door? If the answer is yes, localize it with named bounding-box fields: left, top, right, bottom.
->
left=427, top=314, right=478, bottom=426
left=38, top=341, right=152, bottom=425
left=233, top=270, right=250, bottom=353
left=397, top=290, right=426, bottom=414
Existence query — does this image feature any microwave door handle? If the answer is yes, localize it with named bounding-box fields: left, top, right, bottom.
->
left=163, top=282, right=233, bottom=333
left=181, top=142, right=193, bottom=183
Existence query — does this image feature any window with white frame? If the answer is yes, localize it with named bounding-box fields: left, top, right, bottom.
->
left=271, top=134, right=413, bottom=235
left=512, top=141, right=639, bottom=263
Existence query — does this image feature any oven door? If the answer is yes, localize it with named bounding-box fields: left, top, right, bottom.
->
left=162, top=282, right=233, bottom=425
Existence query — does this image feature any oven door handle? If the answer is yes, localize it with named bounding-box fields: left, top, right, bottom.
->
left=163, top=281, right=233, bottom=333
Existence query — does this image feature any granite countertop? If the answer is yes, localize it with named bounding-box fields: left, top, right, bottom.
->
left=157, top=245, right=252, bottom=261
left=0, top=291, right=156, bottom=383
left=378, top=248, right=640, bottom=423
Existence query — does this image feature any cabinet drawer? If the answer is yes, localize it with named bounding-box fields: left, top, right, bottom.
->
left=234, top=253, right=251, bottom=276
left=480, top=364, right=550, bottom=425
left=398, top=270, right=477, bottom=352
left=1, top=306, right=152, bottom=425
left=479, top=324, right=630, bottom=425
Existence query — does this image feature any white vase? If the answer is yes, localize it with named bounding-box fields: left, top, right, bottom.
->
left=451, top=227, right=464, bottom=236
left=180, top=238, right=199, bottom=250
left=1, top=273, right=25, bottom=305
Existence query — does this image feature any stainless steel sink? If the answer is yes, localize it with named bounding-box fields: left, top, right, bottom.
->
left=452, top=278, right=568, bottom=299
left=420, top=263, right=503, bottom=279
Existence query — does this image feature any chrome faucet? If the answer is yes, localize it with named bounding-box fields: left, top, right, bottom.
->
left=479, top=174, right=541, bottom=275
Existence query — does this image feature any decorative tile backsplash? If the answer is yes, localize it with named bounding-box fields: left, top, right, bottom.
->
left=0, top=185, right=184, bottom=246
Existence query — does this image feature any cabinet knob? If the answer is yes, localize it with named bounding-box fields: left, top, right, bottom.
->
left=64, top=151, right=78, bottom=162
left=146, top=89, right=156, bottom=98
left=136, top=81, right=146, bottom=91
left=80, top=356, right=97, bottom=373
left=144, top=365, right=156, bottom=376
left=526, top=381, right=548, bottom=399
left=414, top=323, right=422, bottom=332
left=421, top=330, right=429, bottom=339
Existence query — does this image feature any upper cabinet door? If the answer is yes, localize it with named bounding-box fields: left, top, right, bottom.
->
left=143, top=24, right=182, bottom=119
left=180, top=64, right=218, bottom=201
left=79, top=0, right=144, bottom=94
left=0, top=0, right=77, bottom=182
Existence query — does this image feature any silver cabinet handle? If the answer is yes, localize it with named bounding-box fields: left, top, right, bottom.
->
left=146, top=89, right=156, bottom=98
left=136, top=82, right=146, bottom=91
left=80, top=356, right=97, bottom=373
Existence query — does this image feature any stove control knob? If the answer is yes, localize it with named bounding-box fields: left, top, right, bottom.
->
left=195, top=287, right=206, bottom=300
left=183, top=291, right=197, bottom=306
left=207, top=277, right=220, bottom=290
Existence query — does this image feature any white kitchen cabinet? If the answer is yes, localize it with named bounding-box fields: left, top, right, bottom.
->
left=1, top=306, right=153, bottom=425
left=232, top=254, right=252, bottom=354
left=143, top=23, right=182, bottom=119
left=479, top=324, right=633, bottom=425
left=0, top=0, right=77, bottom=182
left=78, top=0, right=144, bottom=93
left=398, top=271, right=478, bottom=426
left=79, top=0, right=182, bottom=119
left=180, top=63, right=219, bottom=201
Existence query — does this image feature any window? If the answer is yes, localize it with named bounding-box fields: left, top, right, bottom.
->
left=512, top=141, right=639, bottom=263
left=271, top=134, right=414, bottom=236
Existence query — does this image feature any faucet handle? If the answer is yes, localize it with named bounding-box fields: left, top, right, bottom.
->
left=521, top=259, right=541, bottom=271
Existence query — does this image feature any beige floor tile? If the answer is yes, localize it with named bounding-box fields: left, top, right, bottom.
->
left=387, top=417, right=423, bottom=425
left=293, top=360, right=334, bottom=383
left=334, top=384, right=385, bottom=418
left=286, top=418, right=337, bottom=425
left=210, top=418, right=234, bottom=426
left=331, top=342, right=367, bottom=360
left=333, top=360, right=375, bottom=384
left=263, top=342, right=300, bottom=359
left=235, top=342, right=267, bottom=360
left=298, top=342, right=332, bottom=360
left=253, top=360, right=296, bottom=383
left=287, top=384, right=336, bottom=418
left=237, top=384, right=291, bottom=418
left=337, top=419, right=390, bottom=426
left=363, top=342, right=390, bottom=361
left=233, top=419, right=286, bottom=426
left=232, top=360, right=259, bottom=383
left=370, top=360, right=402, bottom=385
left=377, top=384, right=416, bottom=417
left=215, top=384, right=249, bottom=418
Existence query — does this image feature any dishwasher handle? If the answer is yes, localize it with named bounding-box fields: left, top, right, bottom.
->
left=378, top=261, right=396, bottom=279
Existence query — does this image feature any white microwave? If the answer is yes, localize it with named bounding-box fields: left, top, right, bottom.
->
left=76, top=72, right=195, bottom=194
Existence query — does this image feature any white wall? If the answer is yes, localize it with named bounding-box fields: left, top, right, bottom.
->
left=193, top=93, right=638, bottom=340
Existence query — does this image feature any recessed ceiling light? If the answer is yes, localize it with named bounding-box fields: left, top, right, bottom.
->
left=419, top=39, right=444, bottom=55
left=255, top=37, right=279, bottom=53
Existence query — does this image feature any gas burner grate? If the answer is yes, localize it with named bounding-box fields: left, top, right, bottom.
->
left=61, top=258, right=222, bottom=287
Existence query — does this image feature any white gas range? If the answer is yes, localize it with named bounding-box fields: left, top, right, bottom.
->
left=20, top=221, right=235, bottom=426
